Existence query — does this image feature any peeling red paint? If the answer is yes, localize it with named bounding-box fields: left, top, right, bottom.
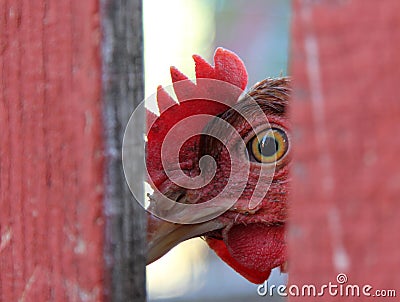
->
left=0, top=1, right=105, bottom=301
left=290, top=1, right=400, bottom=301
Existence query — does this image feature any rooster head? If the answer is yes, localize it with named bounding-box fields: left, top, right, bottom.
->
left=145, top=48, right=290, bottom=284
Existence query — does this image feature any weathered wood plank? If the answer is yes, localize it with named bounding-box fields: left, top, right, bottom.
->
left=290, top=1, right=400, bottom=301
left=0, top=0, right=104, bottom=300
left=0, top=0, right=146, bottom=300
left=101, top=0, right=146, bottom=301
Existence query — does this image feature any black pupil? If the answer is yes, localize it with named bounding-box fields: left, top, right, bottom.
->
left=259, top=135, right=278, bottom=157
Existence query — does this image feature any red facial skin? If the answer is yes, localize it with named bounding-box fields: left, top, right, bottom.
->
left=145, top=48, right=290, bottom=284
left=190, top=112, right=290, bottom=284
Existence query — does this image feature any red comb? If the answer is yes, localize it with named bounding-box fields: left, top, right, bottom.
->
left=146, top=48, right=248, bottom=188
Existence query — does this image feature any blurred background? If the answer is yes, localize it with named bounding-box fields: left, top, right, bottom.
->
left=143, top=1, right=291, bottom=301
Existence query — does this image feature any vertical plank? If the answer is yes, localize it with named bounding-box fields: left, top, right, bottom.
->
left=1, top=0, right=146, bottom=300
left=290, top=0, right=400, bottom=300
left=0, top=0, right=104, bottom=301
left=101, top=0, right=146, bottom=301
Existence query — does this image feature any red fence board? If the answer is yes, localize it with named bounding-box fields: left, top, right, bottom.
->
left=290, top=0, right=400, bottom=300
left=0, top=1, right=104, bottom=301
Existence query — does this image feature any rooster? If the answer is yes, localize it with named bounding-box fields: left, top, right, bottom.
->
left=145, top=48, right=290, bottom=284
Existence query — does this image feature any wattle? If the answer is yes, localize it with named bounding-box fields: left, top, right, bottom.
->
left=206, top=223, right=286, bottom=284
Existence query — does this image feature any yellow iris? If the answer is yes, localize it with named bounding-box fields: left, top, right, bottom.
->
left=251, top=128, right=288, bottom=163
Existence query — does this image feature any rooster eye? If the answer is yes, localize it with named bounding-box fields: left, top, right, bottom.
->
left=248, top=128, right=288, bottom=163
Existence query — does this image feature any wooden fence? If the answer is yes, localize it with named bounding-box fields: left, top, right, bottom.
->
left=1, top=0, right=399, bottom=301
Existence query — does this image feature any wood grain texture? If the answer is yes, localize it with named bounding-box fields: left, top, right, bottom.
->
left=1, top=0, right=146, bottom=301
left=290, top=0, right=400, bottom=300
left=0, top=0, right=104, bottom=301
left=101, top=0, right=146, bottom=301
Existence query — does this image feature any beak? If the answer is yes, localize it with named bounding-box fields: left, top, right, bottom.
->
left=146, top=213, right=225, bottom=264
